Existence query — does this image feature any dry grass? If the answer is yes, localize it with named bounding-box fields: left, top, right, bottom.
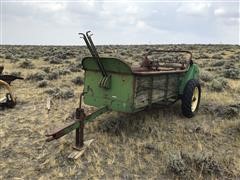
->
left=0, top=44, right=240, bottom=179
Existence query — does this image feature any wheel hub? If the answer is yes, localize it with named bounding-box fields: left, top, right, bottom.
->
left=191, top=87, right=199, bottom=112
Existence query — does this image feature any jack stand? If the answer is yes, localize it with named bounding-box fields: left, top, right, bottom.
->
left=73, top=108, right=85, bottom=150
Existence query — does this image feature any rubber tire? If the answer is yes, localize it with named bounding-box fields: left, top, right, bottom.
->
left=181, top=79, right=201, bottom=118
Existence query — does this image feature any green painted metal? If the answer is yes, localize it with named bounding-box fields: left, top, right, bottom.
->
left=82, top=57, right=133, bottom=74
left=83, top=56, right=135, bottom=112
left=178, top=64, right=200, bottom=94
left=83, top=70, right=134, bottom=112
left=84, top=106, right=109, bottom=123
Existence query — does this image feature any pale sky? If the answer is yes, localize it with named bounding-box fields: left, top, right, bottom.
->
left=1, top=0, right=240, bottom=45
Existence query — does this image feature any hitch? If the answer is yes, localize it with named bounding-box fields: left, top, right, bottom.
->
left=46, top=106, right=109, bottom=149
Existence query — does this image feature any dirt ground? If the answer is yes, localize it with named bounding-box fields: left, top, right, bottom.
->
left=0, top=44, right=240, bottom=179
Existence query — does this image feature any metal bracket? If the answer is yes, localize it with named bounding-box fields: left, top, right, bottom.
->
left=99, top=75, right=111, bottom=89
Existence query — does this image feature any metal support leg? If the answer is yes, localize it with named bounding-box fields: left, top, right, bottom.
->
left=74, top=108, right=85, bottom=150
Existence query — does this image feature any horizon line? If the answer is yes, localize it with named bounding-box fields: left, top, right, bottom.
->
left=0, top=43, right=239, bottom=46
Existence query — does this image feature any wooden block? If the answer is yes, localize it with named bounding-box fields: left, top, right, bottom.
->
left=68, top=139, right=94, bottom=160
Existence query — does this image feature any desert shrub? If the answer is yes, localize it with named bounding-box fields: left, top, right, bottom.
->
left=47, top=70, right=59, bottom=80
left=59, top=68, right=71, bottom=75
left=210, top=79, right=222, bottom=92
left=168, top=154, right=188, bottom=176
left=168, top=152, right=225, bottom=178
left=26, top=72, right=46, bottom=81
left=42, top=67, right=50, bottom=73
left=49, top=56, right=62, bottom=64
left=200, top=70, right=214, bottom=82
left=120, top=51, right=127, bottom=56
left=99, top=113, right=145, bottom=135
left=201, top=103, right=240, bottom=119
left=32, top=54, right=39, bottom=59
left=200, top=53, right=210, bottom=59
left=54, top=51, right=67, bottom=59
left=215, top=103, right=240, bottom=119
left=193, top=153, right=223, bottom=176
left=5, top=53, right=14, bottom=59
left=44, top=87, right=74, bottom=99
left=224, top=62, right=235, bottom=69
left=61, top=88, right=75, bottom=99
left=19, top=53, right=27, bottom=58
left=19, top=59, right=34, bottom=69
left=211, top=60, right=225, bottom=67
left=217, top=77, right=228, bottom=87
left=43, top=57, right=50, bottom=61
left=212, top=54, right=223, bottom=59
left=210, top=78, right=228, bottom=92
left=37, top=80, right=48, bottom=88
left=224, top=68, right=240, bottom=79
left=229, top=53, right=240, bottom=60
left=10, top=71, right=21, bottom=77
left=72, top=76, right=84, bottom=85
left=68, top=62, right=82, bottom=72
left=205, top=67, right=219, bottom=72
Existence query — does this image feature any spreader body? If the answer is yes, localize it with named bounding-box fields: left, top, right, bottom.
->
left=82, top=57, right=199, bottom=113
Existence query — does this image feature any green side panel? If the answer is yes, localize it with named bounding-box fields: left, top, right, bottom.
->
left=82, top=57, right=133, bottom=74
left=83, top=71, right=134, bottom=113
left=179, top=64, right=200, bottom=94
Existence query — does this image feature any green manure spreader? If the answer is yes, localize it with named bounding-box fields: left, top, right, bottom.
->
left=46, top=31, right=201, bottom=150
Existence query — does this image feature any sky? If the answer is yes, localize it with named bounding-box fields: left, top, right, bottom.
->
left=1, top=0, right=239, bottom=45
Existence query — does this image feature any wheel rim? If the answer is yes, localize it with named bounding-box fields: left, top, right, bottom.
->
left=191, top=87, right=199, bottom=112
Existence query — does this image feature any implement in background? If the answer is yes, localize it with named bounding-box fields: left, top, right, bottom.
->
left=0, top=65, right=24, bottom=109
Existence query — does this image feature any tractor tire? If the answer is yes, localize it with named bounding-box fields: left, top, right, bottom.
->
left=181, top=79, right=201, bottom=118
